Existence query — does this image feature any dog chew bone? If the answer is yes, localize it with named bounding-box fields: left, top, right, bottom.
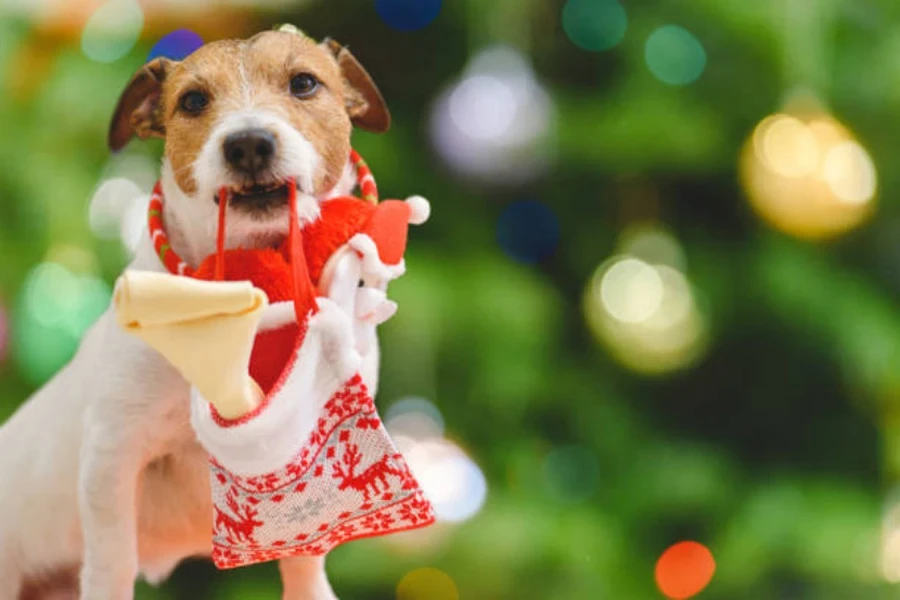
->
left=113, top=270, right=266, bottom=419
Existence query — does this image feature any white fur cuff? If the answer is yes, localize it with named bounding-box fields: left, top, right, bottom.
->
left=190, top=298, right=362, bottom=477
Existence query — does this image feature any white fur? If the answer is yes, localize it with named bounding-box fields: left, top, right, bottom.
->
left=405, top=195, right=430, bottom=225
left=0, top=98, right=363, bottom=597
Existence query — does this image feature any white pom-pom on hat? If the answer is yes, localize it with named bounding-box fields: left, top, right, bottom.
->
left=405, top=195, right=431, bottom=225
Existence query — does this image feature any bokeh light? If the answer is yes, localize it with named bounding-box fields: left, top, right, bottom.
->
left=599, top=258, right=664, bottom=324
left=89, top=177, right=144, bottom=240
left=81, top=0, right=144, bottom=63
left=562, top=0, right=628, bottom=52
left=496, top=200, right=560, bottom=264
left=93, top=153, right=157, bottom=254
left=386, top=396, right=446, bottom=440
left=655, top=541, right=716, bottom=599
left=376, top=0, right=442, bottom=32
left=880, top=488, right=900, bottom=582
left=148, top=29, right=204, bottom=62
left=396, top=567, right=459, bottom=600
left=13, top=254, right=110, bottom=385
left=403, top=438, right=487, bottom=524
left=740, top=108, right=877, bottom=240
left=644, top=25, right=706, bottom=86
left=430, top=46, right=555, bottom=185
left=542, top=445, right=599, bottom=503
left=584, top=249, right=708, bottom=375
left=618, top=222, right=686, bottom=272
left=822, top=141, right=877, bottom=205
left=385, top=395, right=487, bottom=525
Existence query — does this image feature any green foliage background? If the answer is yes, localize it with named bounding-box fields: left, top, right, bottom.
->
left=2, top=0, right=900, bottom=598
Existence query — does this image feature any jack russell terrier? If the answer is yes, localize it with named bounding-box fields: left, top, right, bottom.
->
left=0, top=28, right=394, bottom=600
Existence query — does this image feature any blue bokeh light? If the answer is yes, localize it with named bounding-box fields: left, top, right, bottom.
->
left=496, top=200, right=560, bottom=264
left=375, top=0, right=443, bottom=32
left=148, top=29, right=204, bottom=62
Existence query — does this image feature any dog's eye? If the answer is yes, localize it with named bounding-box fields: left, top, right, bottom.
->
left=179, top=91, right=209, bottom=114
left=290, top=73, right=319, bottom=98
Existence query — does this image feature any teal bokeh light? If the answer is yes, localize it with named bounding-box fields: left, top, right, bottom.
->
left=562, top=0, right=628, bottom=52
left=644, top=25, right=707, bottom=86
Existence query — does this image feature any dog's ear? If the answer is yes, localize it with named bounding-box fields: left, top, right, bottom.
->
left=322, top=38, right=391, bottom=134
left=108, top=58, right=172, bottom=152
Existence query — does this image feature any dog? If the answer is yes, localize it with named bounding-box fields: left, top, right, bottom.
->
left=0, top=28, right=392, bottom=600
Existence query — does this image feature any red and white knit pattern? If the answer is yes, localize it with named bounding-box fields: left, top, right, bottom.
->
left=208, top=373, right=433, bottom=568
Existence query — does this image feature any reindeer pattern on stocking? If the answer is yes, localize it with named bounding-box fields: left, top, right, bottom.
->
left=209, top=374, right=435, bottom=568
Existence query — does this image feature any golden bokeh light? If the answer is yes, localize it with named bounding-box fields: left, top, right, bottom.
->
left=881, top=490, right=900, bottom=582
left=741, top=109, right=877, bottom=240
left=396, top=567, right=459, bottom=600
left=584, top=254, right=708, bottom=375
left=599, top=257, right=664, bottom=324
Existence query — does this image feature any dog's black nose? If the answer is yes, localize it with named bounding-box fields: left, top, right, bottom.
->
left=223, top=129, right=276, bottom=176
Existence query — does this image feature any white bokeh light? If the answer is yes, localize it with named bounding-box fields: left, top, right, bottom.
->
left=405, top=439, right=487, bottom=524
left=89, top=178, right=144, bottom=240
left=430, top=45, right=555, bottom=185
left=448, top=75, right=517, bottom=141
left=90, top=153, right=156, bottom=254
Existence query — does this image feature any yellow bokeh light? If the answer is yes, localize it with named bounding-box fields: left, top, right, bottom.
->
left=584, top=256, right=708, bottom=375
left=822, top=141, right=876, bottom=206
left=758, top=115, right=819, bottom=177
left=741, top=107, right=877, bottom=240
left=881, top=489, right=900, bottom=583
left=599, top=257, right=664, bottom=324
left=396, top=567, right=459, bottom=600
left=883, top=529, right=900, bottom=582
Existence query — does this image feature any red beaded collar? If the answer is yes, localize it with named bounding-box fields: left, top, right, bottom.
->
left=147, top=149, right=379, bottom=277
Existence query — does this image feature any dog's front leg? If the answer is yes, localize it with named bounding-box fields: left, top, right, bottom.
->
left=77, top=412, right=143, bottom=600
left=279, top=555, right=338, bottom=600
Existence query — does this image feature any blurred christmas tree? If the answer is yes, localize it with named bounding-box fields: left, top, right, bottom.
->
left=2, top=0, right=900, bottom=598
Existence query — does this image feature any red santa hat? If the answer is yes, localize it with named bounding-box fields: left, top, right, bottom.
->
left=304, top=194, right=431, bottom=286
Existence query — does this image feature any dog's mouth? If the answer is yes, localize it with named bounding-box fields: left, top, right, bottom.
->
left=217, top=181, right=293, bottom=212
left=212, top=180, right=299, bottom=248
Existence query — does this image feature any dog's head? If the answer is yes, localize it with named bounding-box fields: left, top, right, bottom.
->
left=109, top=29, right=389, bottom=262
